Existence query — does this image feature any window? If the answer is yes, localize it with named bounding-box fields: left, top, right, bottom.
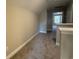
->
left=54, top=15, right=62, bottom=24
left=52, top=12, right=63, bottom=32
left=52, top=12, right=63, bottom=24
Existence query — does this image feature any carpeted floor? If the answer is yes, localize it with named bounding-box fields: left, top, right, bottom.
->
left=11, top=32, right=60, bottom=59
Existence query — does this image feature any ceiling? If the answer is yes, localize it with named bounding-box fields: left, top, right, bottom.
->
left=7, top=0, right=47, bottom=13
left=47, top=0, right=72, bottom=8
left=7, top=0, right=72, bottom=13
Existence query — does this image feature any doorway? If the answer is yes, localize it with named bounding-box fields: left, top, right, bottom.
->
left=52, top=12, right=63, bottom=32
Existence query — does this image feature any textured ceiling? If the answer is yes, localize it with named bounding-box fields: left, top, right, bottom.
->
left=7, top=0, right=71, bottom=13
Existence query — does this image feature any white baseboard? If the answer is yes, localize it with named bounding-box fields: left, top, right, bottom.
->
left=56, top=42, right=60, bottom=46
left=6, top=32, right=39, bottom=59
left=39, top=31, right=47, bottom=33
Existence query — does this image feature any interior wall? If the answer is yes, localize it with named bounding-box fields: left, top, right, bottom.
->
left=6, top=1, right=39, bottom=55
left=39, top=10, right=47, bottom=33
left=66, top=3, right=73, bottom=23
left=47, top=10, right=52, bottom=31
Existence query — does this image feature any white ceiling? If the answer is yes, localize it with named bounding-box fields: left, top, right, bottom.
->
left=7, top=0, right=71, bottom=13
left=47, top=0, right=71, bottom=8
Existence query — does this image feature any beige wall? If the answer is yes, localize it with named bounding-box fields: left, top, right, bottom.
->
left=6, top=2, right=39, bottom=55
left=66, top=3, right=73, bottom=23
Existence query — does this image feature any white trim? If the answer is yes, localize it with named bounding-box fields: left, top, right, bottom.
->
left=39, top=31, right=47, bottom=33
left=56, top=42, right=60, bottom=46
left=6, top=32, right=39, bottom=59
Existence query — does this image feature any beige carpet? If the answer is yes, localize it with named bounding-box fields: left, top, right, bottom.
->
left=11, top=33, right=60, bottom=59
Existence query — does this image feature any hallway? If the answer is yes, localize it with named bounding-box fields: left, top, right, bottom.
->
left=11, top=33, right=60, bottom=59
